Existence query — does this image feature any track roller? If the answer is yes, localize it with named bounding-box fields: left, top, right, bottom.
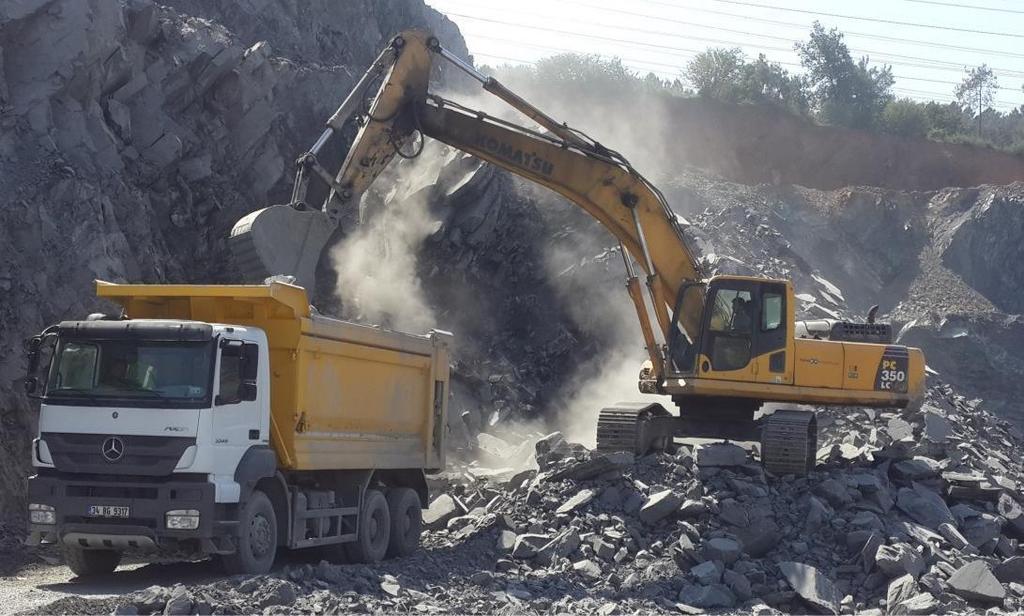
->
left=760, top=409, right=817, bottom=475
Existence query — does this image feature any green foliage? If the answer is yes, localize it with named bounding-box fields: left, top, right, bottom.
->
left=480, top=42, right=1024, bottom=157
left=795, top=22, right=894, bottom=130
left=686, top=48, right=745, bottom=99
left=685, top=49, right=807, bottom=115
left=880, top=99, right=930, bottom=139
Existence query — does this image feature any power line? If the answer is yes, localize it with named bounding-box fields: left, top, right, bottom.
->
left=708, top=0, right=1024, bottom=38
left=437, top=1, right=1024, bottom=83
left=473, top=49, right=1020, bottom=108
left=639, top=0, right=1024, bottom=59
left=902, top=0, right=1024, bottom=14
left=448, top=11, right=1021, bottom=93
left=561, top=0, right=1024, bottom=78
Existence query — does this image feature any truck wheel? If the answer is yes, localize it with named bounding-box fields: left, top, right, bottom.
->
left=386, top=488, right=422, bottom=558
left=222, top=490, right=277, bottom=575
left=344, top=489, right=390, bottom=563
left=64, top=546, right=121, bottom=578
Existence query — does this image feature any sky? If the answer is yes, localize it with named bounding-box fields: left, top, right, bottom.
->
left=427, top=0, right=1024, bottom=112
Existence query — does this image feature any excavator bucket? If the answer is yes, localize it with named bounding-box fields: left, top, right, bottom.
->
left=227, top=29, right=434, bottom=292
left=229, top=205, right=334, bottom=290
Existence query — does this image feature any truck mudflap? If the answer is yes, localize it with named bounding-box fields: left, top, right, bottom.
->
left=27, top=473, right=236, bottom=556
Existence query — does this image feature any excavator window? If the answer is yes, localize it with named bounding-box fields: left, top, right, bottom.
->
left=704, top=288, right=754, bottom=372
left=762, top=293, right=783, bottom=331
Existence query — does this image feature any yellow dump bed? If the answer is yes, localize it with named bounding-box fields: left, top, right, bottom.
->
left=96, top=280, right=451, bottom=472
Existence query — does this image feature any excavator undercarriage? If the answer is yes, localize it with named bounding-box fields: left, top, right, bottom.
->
left=595, top=402, right=817, bottom=475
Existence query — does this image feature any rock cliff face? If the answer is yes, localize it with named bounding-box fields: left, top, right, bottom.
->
left=0, top=0, right=468, bottom=516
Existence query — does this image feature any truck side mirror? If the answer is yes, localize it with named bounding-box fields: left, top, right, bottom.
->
left=241, top=343, right=259, bottom=381
left=25, top=336, right=42, bottom=374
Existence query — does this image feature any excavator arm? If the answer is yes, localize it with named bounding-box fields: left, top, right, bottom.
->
left=230, top=29, right=705, bottom=382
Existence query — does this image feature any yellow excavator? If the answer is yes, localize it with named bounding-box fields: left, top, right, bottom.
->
left=230, top=30, right=925, bottom=474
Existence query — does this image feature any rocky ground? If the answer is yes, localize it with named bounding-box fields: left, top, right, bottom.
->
left=32, top=379, right=1024, bottom=615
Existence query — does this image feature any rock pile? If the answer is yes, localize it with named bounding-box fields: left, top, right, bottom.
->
left=71, top=379, right=1024, bottom=615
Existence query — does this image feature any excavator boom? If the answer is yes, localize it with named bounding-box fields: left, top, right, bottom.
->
left=229, top=30, right=926, bottom=475
left=230, top=29, right=704, bottom=375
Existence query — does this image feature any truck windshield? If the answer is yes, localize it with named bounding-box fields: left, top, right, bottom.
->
left=46, top=339, right=213, bottom=404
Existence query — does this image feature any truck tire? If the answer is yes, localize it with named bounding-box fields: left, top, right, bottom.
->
left=63, top=546, right=121, bottom=578
left=344, top=489, right=390, bottom=563
left=386, top=487, right=422, bottom=558
left=221, top=490, right=277, bottom=575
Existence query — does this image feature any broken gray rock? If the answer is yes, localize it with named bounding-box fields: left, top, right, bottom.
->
left=998, top=492, right=1024, bottom=538
left=891, top=592, right=939, bottom=615
left=995, top=556, right=1024, bottom=584
left=678, top=584, right=736, bottom=609
left=734, top=517, right=780, bottom=557
left=895, top=484, right=954, bottom=529
left=511, top=533, right=550, bottom=559
left=639, top=489, right=683, bottom=524
left=814, top=478, right=852, bottom=507
left=691, top=560, right=723, bottom=585
left=162, top=585, right=192, bottom=616
left=702, top=537, right=742, bottom=565
left=937, top=522, right=972, bottom=552
left=546, top=451, right=634, bottom=482
left=723, top=568, right=753, bottom=601
left=892, top=457, right=941, bottom=480
left=556, top=489, right=596, bottom=514
left=497, top=530, right=517, bottom=552
left=423, top=494, right=464, bottom=530
left=718, top=498, right=749, bottom=527
left=886, top=574, right=917, bottom=610
left=778, top=561, right=842, bottom=615
left=946, top=560, right=1006, bottom=604
left=573, top=559, right=602, bottom=580
left=695, top=443, right=748, bottom=467
left=875, top=543, right=925, bottom=579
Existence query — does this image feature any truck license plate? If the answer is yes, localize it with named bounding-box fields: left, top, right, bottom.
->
left=87, top=505, right=130, bottom=518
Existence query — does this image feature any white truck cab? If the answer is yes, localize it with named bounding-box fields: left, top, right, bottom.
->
left=28, top=319, right=269, bottom=563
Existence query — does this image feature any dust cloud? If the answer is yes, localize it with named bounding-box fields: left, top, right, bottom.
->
left=441, top=68, right=688, bottom=444
left=329, top=147, right=447, bottom=334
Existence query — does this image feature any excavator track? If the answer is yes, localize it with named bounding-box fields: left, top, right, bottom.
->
left=760, top=409, right=817, bottom=475
left=596, top=404, right=673, bottom=456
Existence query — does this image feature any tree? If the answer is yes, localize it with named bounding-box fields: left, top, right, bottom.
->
left=735, top=54, right=809, bottom=115
left=685, top=49, right=808, bottom=115
left=955, top=65, right=998, bottom=137
left=795, top=22, right=894, bottom=129
left=686, top=48, right=744, bottom=100
left=880, top=99, right=930, bottom=138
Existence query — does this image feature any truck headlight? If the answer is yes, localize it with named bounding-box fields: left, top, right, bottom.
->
left=166, top=509, right=200, bottom=530
left=29, top=503, right=55, bottom=525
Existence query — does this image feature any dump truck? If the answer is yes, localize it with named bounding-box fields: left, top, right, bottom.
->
left=23, top=280, right=451, bottom=577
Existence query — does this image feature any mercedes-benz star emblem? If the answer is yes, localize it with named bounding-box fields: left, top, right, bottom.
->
left=101, top=436, right=125, bottom=462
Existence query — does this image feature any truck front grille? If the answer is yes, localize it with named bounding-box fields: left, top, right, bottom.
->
left=42, top=433, right=196, bottom=476
left=66, top=485, right=159, bottom=499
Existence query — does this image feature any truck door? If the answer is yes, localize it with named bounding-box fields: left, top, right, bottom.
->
left=212, top=340, right=262, bottom=453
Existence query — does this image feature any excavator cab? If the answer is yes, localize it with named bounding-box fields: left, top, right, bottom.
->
left=669, top=277, right=792, bottom=383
